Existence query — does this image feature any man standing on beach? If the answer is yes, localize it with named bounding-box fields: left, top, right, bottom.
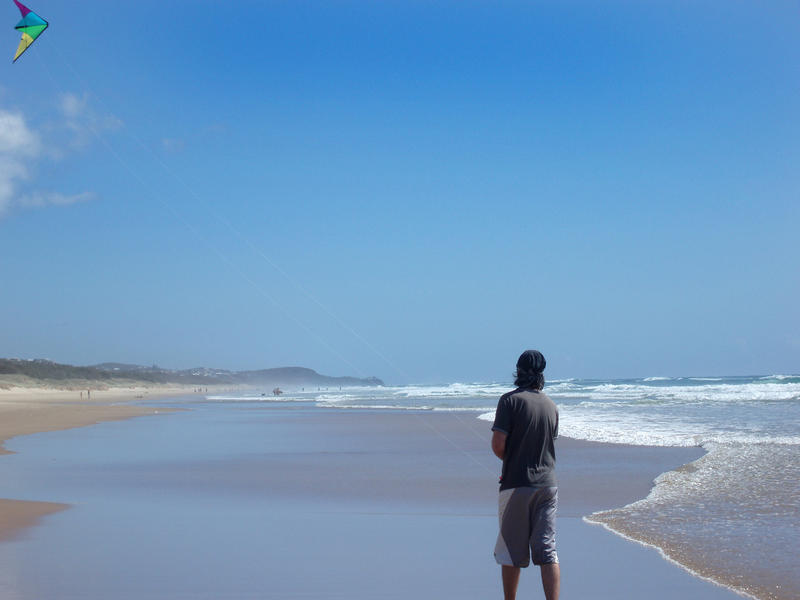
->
left=491, top=350, right=560, bottom=600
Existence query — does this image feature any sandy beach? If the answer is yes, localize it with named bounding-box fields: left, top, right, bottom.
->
left=0, top=394, right=753, bottom=600
left=0, top=385, right=194, bottom=541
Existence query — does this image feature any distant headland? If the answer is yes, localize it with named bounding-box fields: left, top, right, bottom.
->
left=0, top=358, right=384, bottom=389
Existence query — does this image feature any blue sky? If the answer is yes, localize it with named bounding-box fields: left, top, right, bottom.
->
left=1, top=1, right=798, bottom=383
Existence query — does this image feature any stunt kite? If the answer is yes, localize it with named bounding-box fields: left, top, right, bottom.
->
left=11, top=0, right=47, bottom=62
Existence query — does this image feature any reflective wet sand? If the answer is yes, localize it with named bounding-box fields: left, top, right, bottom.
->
left=0, top=401, right=747, bottom=599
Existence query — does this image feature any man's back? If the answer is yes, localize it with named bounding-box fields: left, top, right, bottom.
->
left=492, top=388, right=559, bottom=490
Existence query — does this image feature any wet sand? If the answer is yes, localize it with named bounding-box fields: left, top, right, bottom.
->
left=0, top=401, right=748, bottom=599
left=0, top=499, right=68, bottom=542
left=0, top=386, right=187, bottom=541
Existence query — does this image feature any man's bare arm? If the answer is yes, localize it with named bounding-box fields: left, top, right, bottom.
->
left=491, top=430, right=507, bottom=460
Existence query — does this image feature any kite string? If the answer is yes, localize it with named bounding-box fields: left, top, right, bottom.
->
left=32, top=45, right=367, bottom=378
left=34, top=38, right=498, bottom=476
left=39, top=36, right=411, bottom=384
left=418, top=413, right=498, bottom=476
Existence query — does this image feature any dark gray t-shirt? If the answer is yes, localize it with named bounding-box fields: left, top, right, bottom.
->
left=492, top=388, right=559, bottom=491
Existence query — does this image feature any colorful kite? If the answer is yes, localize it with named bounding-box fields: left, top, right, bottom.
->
left=11, top=0, right=47, bottom=62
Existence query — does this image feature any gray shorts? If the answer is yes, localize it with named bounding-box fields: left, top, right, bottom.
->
left=494, top=486, right=558, bottom=567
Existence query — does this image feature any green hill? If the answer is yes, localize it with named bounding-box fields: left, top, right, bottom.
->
left=0, top=358, right=383, bottom=388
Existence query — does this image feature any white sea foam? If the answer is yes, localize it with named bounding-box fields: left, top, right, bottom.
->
left=205, top=376, right=800, bottom=448
left=432, top=406, right=494, bottom=412
left=587, top=441, right=800, bottom=600
left=542, top=381, right=581, bottom=393
left=556, top=410, right=800, bottom=447
left=761, top=374, right=800, bottom=381
left=390, top=382, right=508, bottom=398
left=477, top=376, right=800, bottom=447
left=313, top=394, right=354, bottom=403
left=205, top=395, right=302, bottom=402
left=547, top=381, right=800, bottom=403
left=315, top=403, right=436, bottom=410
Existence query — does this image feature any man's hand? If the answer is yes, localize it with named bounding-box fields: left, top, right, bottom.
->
left=491, top=430, right=507, bottom=460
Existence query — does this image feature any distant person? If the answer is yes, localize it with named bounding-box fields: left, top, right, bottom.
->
left=491, top=350, right=560, bottom=600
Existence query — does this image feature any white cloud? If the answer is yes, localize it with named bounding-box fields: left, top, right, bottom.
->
left=16, top=191, right=95, bottom=208
left=60, top=92, right=87, bottom=119
left=162, top=137, right=185, bottom=152
left=0, top=110, right=41, bottom=155
left=0, top=102, right=98, bottom=218
left=0, top=109, right=40, bottom=215
left=58, top=92, right=123, bottom=148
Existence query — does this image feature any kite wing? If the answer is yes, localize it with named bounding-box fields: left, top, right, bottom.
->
left=12, top=0, right=47, bottom=62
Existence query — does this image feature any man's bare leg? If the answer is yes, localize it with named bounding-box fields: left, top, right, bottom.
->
left=540, top=562, right=560, bottom=600
left=501, top=565, right=521, bottom=600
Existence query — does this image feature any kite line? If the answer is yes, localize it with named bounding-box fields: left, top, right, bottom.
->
left=27, top=34, right=498, bottom=476
left=35, top=35, right=407, bottom=383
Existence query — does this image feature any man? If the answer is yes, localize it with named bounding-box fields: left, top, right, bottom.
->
left=491, top=349, right=560, bottom=600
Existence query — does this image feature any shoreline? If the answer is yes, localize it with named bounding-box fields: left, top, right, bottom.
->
left=584, top=438, right=797, bottom=600
left=0, top=384, right=205, bottom=454
left=0, top=499, right=69, bottom=543
left=0, top=384, right=197, bottom=541
left=0, top=399, right=749, bottom=598
left=584, top=517, right=757, bottom=600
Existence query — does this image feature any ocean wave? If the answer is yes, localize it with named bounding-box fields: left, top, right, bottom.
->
left=547, top=381, right=800, bottom=404
left=313, top=394, right=354, bottom=403
left=478, top=407, right=800, bottom=447
left=204, top=395, right=303, bottom=403
left=543, top=382, right=581, bottom=393
left=203, top=377, right=800, bottom=449
left=391, top=382, right=509, bottom=398
left=760, top=374, right=800, bottom=382
left=558, top=410, right=800, bottom=446
left=315, top=402, right=435, bottom=410
left=477, top=410, right=708, bottom=446
left=587, top=442, right=800, bottom=600
left=432, top=406, right=494, bottom=412
left=314, top=401, right=493, bottom=412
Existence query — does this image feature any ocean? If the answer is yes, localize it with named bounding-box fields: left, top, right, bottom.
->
left=209, top=374, right=800, bottom=600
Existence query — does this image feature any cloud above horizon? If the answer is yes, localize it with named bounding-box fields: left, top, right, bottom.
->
left=59, top=92, right=123, bottom=149
left=0, top=108, right=41, bottom=216
left=0, top=93, right=118, bottom=218
left=15, top=190, right=95, bottom=209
